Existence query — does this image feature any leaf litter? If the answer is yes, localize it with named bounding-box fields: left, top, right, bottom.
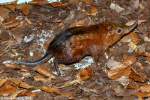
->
left=0, top=0, right=150, bottom=100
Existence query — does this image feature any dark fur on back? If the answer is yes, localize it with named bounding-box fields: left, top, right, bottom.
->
left=48, top=24, right=100, bottom=49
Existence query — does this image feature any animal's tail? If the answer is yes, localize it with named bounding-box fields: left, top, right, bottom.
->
left=4, top=52, right=52, bottom=66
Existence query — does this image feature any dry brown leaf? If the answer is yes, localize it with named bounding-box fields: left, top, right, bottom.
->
left=34, top=65, right=55, bottom=79
left=0, top=6, right=10, bottom=21
left=25, top=17, right=32, bottom=25
left=32, top=0, right=48, bottom=5
left=82, top=0, right=93, bottom=4
left=10, top=79, right=22, bottom=86
left=130, top=32, right=141, bottom=45
left=3, top=18, right=20, bottom=29
left=18, top=90, right=37, bottom=97
left=41, top=86, right=60, bottom=94
left=0, top=79, right=7, bottom=87
left=145, top=52, right=150, bottom=57
left=134, top=91, right=150, bottom=100
left=4, top=4, right=17, bottom=12
left=123, top=55, right=137, bottom=66
left=18, top=81, right=33, bottom=89
left=20, top=4, right=31, bottom=15
left=76, top=67, right=93, bottom=81
left=130, top=84, right=150, bottom=99
left=60, top=92, right=74, bottom=100
left=127, top=80, right=140, bottom=89
left=87, top=5, right=98, bottom=16
left=61, top=80, right=78, bottom=88
left=49, top=2, right=65, bottom=7
left=34, top=75, right=51, bottom=83
left=0, top=81, right=17, bottom=96
left=10, top=79, right=33, bottom=89
left=70, top=18, right=91, bottom=28
left=3, top=63, right=19, bottom=69
left=68, top=0, right=80, bottom=5
left=110, top=3, right=124, bottom=13
left=107, top=55, right=137, bottom=80
left=129, top=68, right=147, bottom=82
left=139, top=85, right=150, bottom=93
left=107, top=66, right=131, bottom=80
left=10, top=90, right=24, bottom=99
left=41, top=86, right=73, bottom=99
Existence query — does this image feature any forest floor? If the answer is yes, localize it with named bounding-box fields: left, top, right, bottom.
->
left=0, top=0, right=150, bottom=100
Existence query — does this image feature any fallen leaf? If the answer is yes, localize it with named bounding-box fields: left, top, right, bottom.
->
left=127, top=80, right=140, bottom=89
left=82, top=0, right=93, bottom=4
left=10, top=90, right=24, bottom=99
left=18, top=81, right=34, bottom=89
left=133, top=0, right=139, bottom=9
left=130, top=32, right=141, bottom=45
left=34, top=65, right=55, bottom=79
left=32, top=0, right=48, bottom=5
left=41, top=86, right=60, bottom=94
left=0, top=6, right=10, bottom=22
left=10, top=79, right=33, bottom=89
left=34, top=75, right=52, bottom=83
left=128, top=42, right=137, bottom=53
left=116, top=76, right=129, bottom=87
left=125, top=20, right=137, bottom=26
left=4, top=4, right=17, bottom=12
left=126, top=20, right=146, bottom=26
left=107, top=66, right=131, bottom=80
left=129, top=83, right=150, bottom=99
left=20, top=4, right=31, bottom=15
left=129, top=68, right=147, bottom=82
left=3, top=17, right=20, bottom=29
left=134, top=92, right=150, bottom=100
left=71, top=18, right=91, bottom=27
left=18, top=90, right=37, bottom=97
left=87, top=5, right=98, bottom=16
left=0, top=79, right=7, bottom=87
left=107, top=55, right=137, bottom=80
left=3, top=63, right=19, bottom=69
left=123, top=55, right=137, bottom=66
left=76, top=67, right=93, bottom=81
left=139, top=85, right=150, bottom=93
left=49, top=2, right=65, bottom=7
left=0, top=81, right=17, bottom=96
left=110, top=3, right=124, bottom=13
left=80, top=87, right=98, bottom=94
left=10, top=79, right=22, bottom=86
left=61, top=80, right=78, bottom=88
left=41, top=86, right=73, bottom=99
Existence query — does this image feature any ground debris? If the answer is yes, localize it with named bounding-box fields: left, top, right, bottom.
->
left=0, top=0, right=150, bottom=99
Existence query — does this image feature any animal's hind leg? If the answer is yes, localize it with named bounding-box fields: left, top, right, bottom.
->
left=53, top=60, right=61, bottom=76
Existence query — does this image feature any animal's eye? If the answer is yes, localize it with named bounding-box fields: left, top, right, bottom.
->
left=116, top=28, right=123, bottom=34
